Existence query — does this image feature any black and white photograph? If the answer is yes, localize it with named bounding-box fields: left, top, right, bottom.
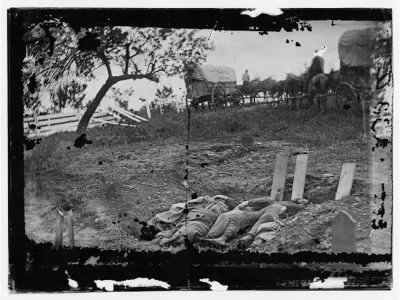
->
left=3, top=1, right=399, bottom=297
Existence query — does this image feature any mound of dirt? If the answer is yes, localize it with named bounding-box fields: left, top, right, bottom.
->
left=135, top=174, right=371, bottom=254
left=259, top=194, right=371, bottom=253
left=193, top=176, right=370, bottom=253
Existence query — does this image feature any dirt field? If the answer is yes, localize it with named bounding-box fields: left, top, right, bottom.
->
left=24, top=104, right=372, bottom=252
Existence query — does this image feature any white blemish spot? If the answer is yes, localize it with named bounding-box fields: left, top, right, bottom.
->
left=68, top=278, right=79, bottom=289
left=241, top=7, right=283, bottom=18
left=200, top=278, right=228, bottom=291
left=120, top=278, right=170, bottom=289
left=314, top=45, right=328, bottom=56
left=65, top=270, right=79, bottom=289
left=310, top=277, right=347, bottom=289
left=95, top=280, right=116, bottom=292
left=94, top=278, right=170, bottom=291
left=84, top=256, right=100, bottom=266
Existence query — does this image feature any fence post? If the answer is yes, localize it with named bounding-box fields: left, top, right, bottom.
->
left=361, top=99, right=368, bottom=140
left=145, top=100, right=152, bottom=119
left=33, top=110, right=39, bottom=138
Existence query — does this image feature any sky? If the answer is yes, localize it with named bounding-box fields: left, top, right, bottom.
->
left=205, top=20, right=380, bottom=83
left=41, top=20, right=381, bottom=112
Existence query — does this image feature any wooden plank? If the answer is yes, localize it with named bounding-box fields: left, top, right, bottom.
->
left=65, top=210, right=75, bottom=248
left=291, top=154, right=308, bottom=201
left=24, top=110, right=120, bottom=137
left=54, top=210, right=64, bottom=249
left=93, top=111, right=111, bottom=118
left=48, top=122, right=78, bottom=133
left=24, top=117, right=35, bottom=123
left=114, top=107, right=147, bottom=122
left=111, top=107, right=142, bottom=123
left=270, top=154, right=289, bottom=201
left=332, top=210, right=357, bottom=253
left=335, top=162, right=356, bottom=200
left=25, top=115, right=79, bottom=127
left=37, top=112, right=76, bottom=122
left=93, top=118, right=136, bottom=127
left=24, top=110, right=108, bottom=124
left=43, top=116, right=80, bottom=126
left=90, top=116, right=116, bottom=123
left=28, top=112, right=73, bottom=121
left=108, top=110, right=123, bottom=121
left=145, top=101, right=152, bottom=119
left=122, top=109, right=148, bottom=122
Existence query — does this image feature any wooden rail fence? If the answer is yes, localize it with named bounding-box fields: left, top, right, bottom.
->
left=24, top=107, right=148, bottom=138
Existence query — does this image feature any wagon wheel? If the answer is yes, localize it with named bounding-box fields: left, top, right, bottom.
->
left=335, top=82, right=358, bottom=110
left=192, top=97, right=208, bottom=112
left=190, top=98, right=200, bottom=112
left=211, top=84, right=226, bottom=111
left=230, top=89, right=244, bottom=107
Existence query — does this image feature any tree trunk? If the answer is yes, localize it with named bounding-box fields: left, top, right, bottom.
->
left=76, top=79, right=114, bottom=135
left=76, top=73, right=156, bottom=135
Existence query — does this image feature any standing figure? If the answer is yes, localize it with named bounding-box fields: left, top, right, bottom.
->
left=304, top=54, right=325, bottom=108
left=242, top=69, right=250, bottom=84
left=242, top=70, right=254, bottom=104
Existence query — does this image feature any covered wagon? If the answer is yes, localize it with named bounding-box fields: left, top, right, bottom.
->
left=336, top=26, right=391, bottom=139
left=335, top=27, right=381, bottom=108
left=184, top=64, right=244, bottom=111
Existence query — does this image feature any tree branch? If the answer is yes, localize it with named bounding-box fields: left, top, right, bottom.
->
left=149, top=59, right=157, bottom=74
left=146, top=51, right=156, bottom=74
left=111, top=73, right=159, bottom=83
left=130, top=40, right=147, bottom=56
left=124, top=43, right=130, bottom=75
left=130, top=59, right=141, bottom=75
left=91, top=61, right=106, bottom=73
left=98, top=50, right=112, bottom=77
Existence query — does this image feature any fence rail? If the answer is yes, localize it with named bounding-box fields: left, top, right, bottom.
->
left=24, top=108, right=148, bottom=138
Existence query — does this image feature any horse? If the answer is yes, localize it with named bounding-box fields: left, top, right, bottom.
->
left=240, top=81, right=258, bottom=104
left=308, top=73, right=329, bottom=112
left=270, top=81, right=285, bottom=103
left=284, top=74, right=305, bottom=109
left=284, top=74, right=303, bottom=97
left=327, top=70, right=341, bottom=93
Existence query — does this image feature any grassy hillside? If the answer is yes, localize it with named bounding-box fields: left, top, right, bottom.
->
left=24, top=104, right=370, bottom=250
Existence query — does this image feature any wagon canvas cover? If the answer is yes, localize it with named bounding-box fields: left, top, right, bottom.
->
left=338, top=27, right=379, bottom=68
left=190, top=64, right=237, bottom=83
left=186, top=64, right=237, bottom=98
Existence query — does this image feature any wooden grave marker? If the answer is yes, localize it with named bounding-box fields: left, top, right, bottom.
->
left=54, top=208, right=75, bottom=249
left=332, top=210, right=357, bottom=253
left=54, top=209, right=64, bottom=249
left=270, top=154, right=289, bottom=201
left=291, top=154, right=308, bottom=201
left=335, top=162, right=356, bottom=200
left=65, top=210, right=75, bottom=247
left=332, top=162, right=357, bottom=252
